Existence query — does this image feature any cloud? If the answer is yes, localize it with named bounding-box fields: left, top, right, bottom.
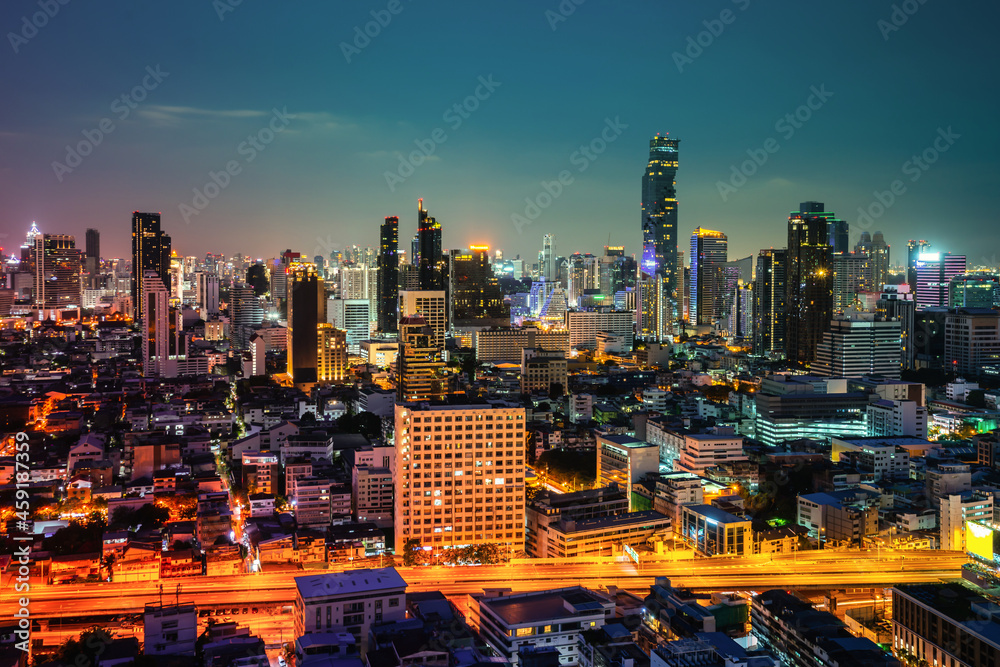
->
left=136, top=105, right=270, bottom=126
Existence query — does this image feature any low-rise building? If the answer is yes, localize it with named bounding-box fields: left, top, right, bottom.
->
left=680, top=505, right=751, bottom=557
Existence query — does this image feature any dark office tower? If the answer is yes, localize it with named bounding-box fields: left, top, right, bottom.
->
left=31, top=234, right=83, bottom=309
left=753, top=249, right=787, bottom=356
left=411, top=235, right=420, bottom=266
left=785, top=202, right=836, bottom=365
left=287, top=263, right=325, bottom=384
left=378, top=216, right=400, bottom=333
left=131, top=212, right=171, bottom=322
left=907, top=239, right=930, bottom=292
left=690, top=228, right=728, bottom=326
left=246, top=261, right=269, bottom=297
left=450, top=245, right=505, bottom=321
left=640, top=134, right=680, bottom=339
left=870, top=232, right=890, bottom=290
left=877, top=284, right=916, bottom=369
left=826, top=218, right=849, bottom=255
left=417, top=199, right=444, bottom=290
left=85, top=228, right=100, bottom=261
left=83, top=228, right=100, bottom=290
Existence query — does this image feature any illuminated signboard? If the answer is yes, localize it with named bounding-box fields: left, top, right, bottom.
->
left=966, top=520, right=1000, bottom=565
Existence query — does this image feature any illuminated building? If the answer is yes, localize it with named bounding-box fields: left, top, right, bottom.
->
left=940, top=491, right=993, bottom=551
left=640, top=134, right=680, bottom=340
left=876, top=284, right=916, bottom=369
left=690, top=228, right=727, bottom=326
left=84, top=227, right=100, bottom=289
left=539, top=234, right=557, bottom=282
left=596, top=434, right=658, bottom=510
left=378, top=215, right=399, bottom=333
left=449, top=245, right=505, bottom=321
left=195, top=271, right=219, bottom=316
left=396, top=316, right=446, bottom=402
left=140, top=270, right=195, bottom=378
left=906, top=239, right=930, bottom=293
left=229, top=282, right=264, bottom=349
left=915, top=251, right=966, bottom=308
left=945, top=308, right=1000, bottom=375
left=317, top=324, right=348, bottom=383
left=812, top=313, right=902, bottom=379
left=785, top=202, right=836, bottom=365
left=681, top=505, right=750, bottom=557
left=475, top=326, right=571, bottom=363
left=29, top=232, right=83, bottom=310
left=796, top=490, right=878, bottom=547
left=519, top=348, right=567, bottom=394
left=754, top=376, right=868, bottom=446
left=949, top=273, right=998, bottom=308
left=287, top=263, right=325, bottom=384
left=417, top=198, right=445, bottom=290
left=565, top=310, right=634, bottom=350
left=328, top=298, right=371, bottom=353
left=752, top=248, right=787, bottom=356
left=399, top=290, right=447, bottom=348
left=131, top=212, right=171, bottom=321
left=392, top=401, right=526, bottom=554
left=831, top=252, right=872, bottom=311
left=855, top=230, right=890, bottom=291
left=893, top=582, right=1000, bottom=667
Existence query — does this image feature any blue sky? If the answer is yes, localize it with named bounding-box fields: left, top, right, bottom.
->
left=2, top=0, right=997, bottom=267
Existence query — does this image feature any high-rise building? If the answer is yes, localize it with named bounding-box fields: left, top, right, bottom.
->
left=785, top=202, right=836, bottom=365
left=246, top=261, right=269, bottom=297
left=377, top=215, right=399, bottom=333
left=945, top=308, right=1000, bottom=376
left=328, top=298, right=371, bottom=352
left=539, top=234, right=556, bottom=282
left=195, top=272, right=219, bottom=316
left=915, top=252, right=967, bottom=308
left=753, top=249, right=787, bottom=356
left=287, top=263, right=325, bottom=384
left=877, top=284, right=916, bottom=370
left=417, top=199, right=444, bottom=290
left=84, top=228, right=100, bottom=290
left=831, top=252, right=872, bottom=311
left=690, top=228, right=727, bottom=326
left=870, top=231, right=890, bottom=290
left=949, top=274, right=998, bottom=308
left=450, top=245, right=505, bottom=321
left=393, top=401, right=526, bottom=554
left=640, top=134, right=680, bottom=340
left=892, top=582, right=1000, bottom=667
left=812, top=313, right=903, bottom=379
left=31, top=233, right=83, bottom=310
left=317, top=324, right=348, bottom=383
left=396, top=316, right=446, bottom=402
left=826, top=217, right=849, bottom=255
left=141, top=270, right=188, bottom=378
left=906, top=239, right=930, bottom=293
left=229, top=282, right=264, bottom=350
left=131, top=212, right=171, bottom=322
left=399, top=290, right=447, bottom=348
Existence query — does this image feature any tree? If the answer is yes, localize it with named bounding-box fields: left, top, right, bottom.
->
left=967, top=389, right=987, bottom=409
left=548, top=382, right=565, bottom=400
left=402, top=538, right=426, bottom=566
left=55, top=626, right=114, bottom=666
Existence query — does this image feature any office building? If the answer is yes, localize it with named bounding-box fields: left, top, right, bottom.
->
left=352, top=445, right=395, bottom=528
left=288, top=263, right=325, bottom=384
left=450, top=245, right=505, bottom=321
left=520, top=348, right=568, bottom=394
left=915, top=252, right=967, bottom=308
left=328, top=298, right=371, bottom=352
left=950, top=274, right=998, bottom=308
left=876, top=284, right=916, bottom=370
left=753, top=248, right=787, bottom=356
left=28, top=232, right=83, bottom=310
left=866, top=400, right=928, bottom=439
left=690, top=228, right=727, bottom=326
left=597, top=434, right=659, bottom=510
left=396, top=316, right=447, bottom=402
left=831, top=252, right=872, bottom=311
left=230, top=282, right=264, bottom=349
left=195, top=271, right=219, bottom=316
left=812, top=313, right=902, bottom=379
left=339, top=263, right=378, bottom=318
left=469, top=587, right=614, bottom=667
left=945, top=308, right=1000, bottom=376
left=378, top=215, right=400, bottom=333
left=565, top=310, right=635, bottom=350
left=317, top=324, right=348, bottom=383
left=393, top=401, right=526, bottom=554
left=531, top=510, right=671, bottom=559
left=141, top=270, right=187, bottom=378
left=754, top=376, right=869, bottom=446
left=797, top=490, right=878, bottom=547
left=525, top=486, right=629, bottom=557
left=418, top=198, right=445, bottom=290
left=540, top=234, right=557, bottom=282
left=906, top=239, right=930, bottom=292
left=892, top=582, right=1000, bottom=667
left=785, top=202, right=836, bottom=365
left=131, top=212, right=171, bottom=321
left=856, top=230, right=891, bottom=291
left=681, top=505, right=751, bottom=557
left=83, top=227, right=100, bottom=289
left=939, top=491, right=993, bottom=551
left=676, top=432, right=747, bottom=476
left=475, top=326, right=571, bottom=362
left=653, top=472, right=704, bottom=530
left=640, top=135, right=680, bottom=340
left=399, top=290, right=447, bottom=349
left=294, top=567, right=407, bottom=646
left=752, top=590, right=898, bottom=667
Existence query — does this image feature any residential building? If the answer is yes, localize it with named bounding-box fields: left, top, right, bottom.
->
left=399, top=290, right=447, bottom=349
left=397, top=316, right=447, bottom=402
left=653, top=472, right=704, bottom=531
left=939, top=491, right=993, bottom=551
left=892, top=582, right=1000, bottom=667
left=476, top=326, right=571, bottom=362
left=293, top=567, right=407, bottom=647
left=597, top=435, right=659, bottom=510
left=812, top=314, right=902, bottom=379
left=521, top=348, right=568, bottom=394
left=378, top=215, right=399, bottom=334
left=144, top=603, right=197, bottom=657
left=293, top=477, right=332, bottom=529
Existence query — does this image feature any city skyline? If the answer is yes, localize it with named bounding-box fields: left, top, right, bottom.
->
left=1, top=1, right=998, bottom=263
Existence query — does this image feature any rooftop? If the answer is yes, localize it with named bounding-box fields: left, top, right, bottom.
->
left=295, top=567, right=406, bottom=601
left=682, top=504, right=748, bottom=525
left=481, top=587, right=610, bottom=626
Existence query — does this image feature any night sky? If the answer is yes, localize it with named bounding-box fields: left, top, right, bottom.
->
left=2, top=0, right=997, bottom=266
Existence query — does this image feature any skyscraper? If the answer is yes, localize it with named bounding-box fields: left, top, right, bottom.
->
left=84, top=228, right=100, bottom=290
left=229, top=282, right=263, bottom=350
left=399, top=290, right=447, bottom=349
left=812, top=313, right=902, bottom=379
left=417, top=199, right=444, bottom=290
left=915, top=252, right=967, bottom=308
left=396, top=315, right=446, bottom=402
left=949, top=274, right=999, bottom=309
left=877, top=284, right=916, bottom=369
left=906, top=239, right=930, bottom=293
left=640, top=135, right=680, bottom=339
left=195, top=272, right=220, bottom=316
left=31, top=233, right=82, bottom=310
left=141, top=270, right=187, bottom=378
left=870, top=231, right=890, bottom=290
left=785, top=202, right=837, bottom=365
left=377, top=216, right=400, bottom=333
left=287, top=263, right=325, bottom=384
left=690, top=228, right=727, bottom=326
left=449, top=245, right=505, bottom=321
left=753, top=249, right=787, bottom=356
left=131, top=212, right=171, bottom=322
left=540, top=234, right=556, bottom=282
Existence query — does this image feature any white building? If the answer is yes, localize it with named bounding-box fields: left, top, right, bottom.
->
left=866, top=399, right=928, bottom=439
left=144, top=603, right=198, bottom=657
left=569, top=394, right=594, bottom=424
left=360, top=339, right=398, bottom=368
left=469, top=587, right=614, bottom=667
left=565, top=310, right=635, bottom=350
left=596, top=434, right=659, bottom=510
left=939, top=491, right=993, bottom=551
left=294, top=567, right=407, bottom=648
left=675, top=432, right=746, bottom=476
left=328, top=298, right=371, bottom=353
left=520, top=348, right=568, bottom=394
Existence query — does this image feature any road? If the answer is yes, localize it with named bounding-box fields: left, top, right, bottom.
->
left=3, top=550, right=967, bottom=622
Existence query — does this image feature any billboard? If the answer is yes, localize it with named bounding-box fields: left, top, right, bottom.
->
left=966, top=520, right=1000, bottom=565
